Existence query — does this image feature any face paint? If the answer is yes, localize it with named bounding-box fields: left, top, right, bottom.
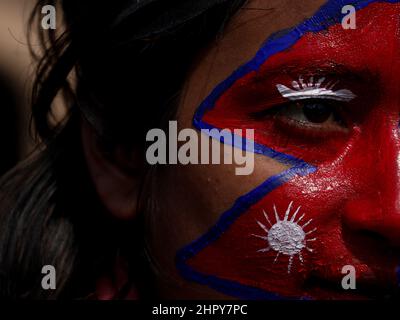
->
left=253, top=201, right=317, bottom=274
left=276, top=76, right=357, bottom=102
left=176, top=0, right=400, bottom=299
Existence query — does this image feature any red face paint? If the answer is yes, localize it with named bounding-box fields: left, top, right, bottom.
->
left=177, top=1, right=400, bottom=299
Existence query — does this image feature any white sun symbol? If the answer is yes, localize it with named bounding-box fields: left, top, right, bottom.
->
left=251, top=201, right=317, bottom=274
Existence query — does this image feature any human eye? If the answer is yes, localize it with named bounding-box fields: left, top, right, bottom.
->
left=253, top=76, right=357, bottom=138
left=275, top=99, right=346, bottom=133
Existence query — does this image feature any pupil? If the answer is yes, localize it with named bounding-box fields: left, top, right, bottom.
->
left=302, top=102, right=332, bottom=123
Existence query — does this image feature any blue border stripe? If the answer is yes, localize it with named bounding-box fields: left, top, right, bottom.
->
left=197, top=121, right=310, bottom=166
left=176, top=165, right=315, bottom=261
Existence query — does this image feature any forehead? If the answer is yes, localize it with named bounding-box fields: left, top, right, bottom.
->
left=226, top=0, right=400, bottom=74
left=183, top=0, right=328, bottom=103
left=292, top=2, right=400, bottom=68
left=211, top=0, right=400, bottom=98
left=241, top=1, right=400, bottom=68
left=251, top=1, right=400, bottom=94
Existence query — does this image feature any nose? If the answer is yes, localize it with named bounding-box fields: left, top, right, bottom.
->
left=342, top=116, right=400, bottom=246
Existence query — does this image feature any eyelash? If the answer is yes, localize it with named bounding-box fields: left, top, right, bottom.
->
left=276, top=76, right=357, bottom=102
left=250, top=76, right=357, bottom=134
left=250, top=98, right=350, bottom=138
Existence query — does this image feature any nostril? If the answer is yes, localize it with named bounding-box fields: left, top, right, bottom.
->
left=342, top=226, right=391, bottom=250
left=356, top=229, right=388, bottom=244
left=341, top=224, right=400, bottom=270
left=342, top=198, right=400, bottom=246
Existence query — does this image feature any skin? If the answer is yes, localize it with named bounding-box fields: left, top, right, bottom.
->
left=0, top=0, right=37, bottom=156
left=83, top=0, right=400, bottom=299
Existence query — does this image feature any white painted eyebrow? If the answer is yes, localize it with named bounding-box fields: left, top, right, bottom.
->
left=276, top=76, right=357, bottom=102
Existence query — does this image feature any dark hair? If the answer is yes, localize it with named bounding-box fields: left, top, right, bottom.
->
left=0, top=0, right=246, bottom=299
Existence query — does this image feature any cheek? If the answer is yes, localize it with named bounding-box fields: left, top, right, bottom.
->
left=180, top=167, right=347, bottom=298
left=149, top=156, right=288, bottom=293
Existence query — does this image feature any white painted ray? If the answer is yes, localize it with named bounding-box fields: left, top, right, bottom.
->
left=315, top=77, right=325, bottom=88
left=329, top=80, right=339, bottom=89
left=263, top=210, right=273, bottom=227
left=251, top=234, right=268, bottom=241
left=308, top=76, right=314, bottom=87
left=273, top=252, right=281, bottom=264
left=298, top=76, right=306, bottom=88
left=296, top=213, right=305, bottom=223
left=306, top=228, right=317, bottom=235
left=258, top=247, right=270, bottom=253
left=273, top=205, right=280, bottom=223
left=292, top=81, right=301, bottom=90
left=288, top=256, right=294, bottom=273
left=302, top=219, right=313, bottom=228
left=325, top=80, right=333, bottom=89
left=284, top=201, right=293, bottom=221
left=256, top=221, right=269, bottom=234
left=290, top=206, right=301, bottom=222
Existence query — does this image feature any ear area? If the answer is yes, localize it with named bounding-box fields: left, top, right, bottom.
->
left=81, top=119, right=145, bottom=220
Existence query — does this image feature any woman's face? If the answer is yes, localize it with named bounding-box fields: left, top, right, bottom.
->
left=147, top=0, right=400, bottom=299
